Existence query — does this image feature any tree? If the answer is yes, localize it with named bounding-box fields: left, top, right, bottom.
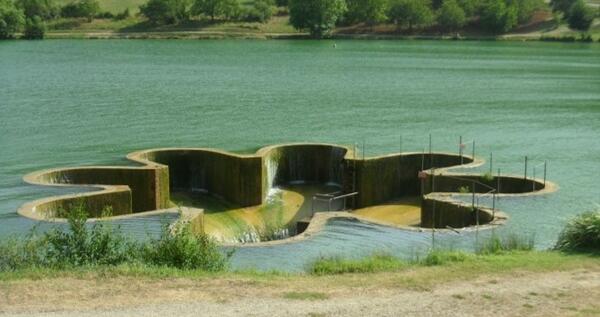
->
left=550, top=0, right=575, bottom=17
left=16, top=0, right=58, bottom=20
left=288, top=0, right=347, bottom=38
left=438, top=0, right=466, bottom=32
left=61, top=0, right=100, bottom=22
left=192, top=0, right=240, bottom=21
left=23, top=15, right=45, bottom=39
left=140, top=0, right=190, bottom=25
left=388, top=0, right=434, bottom=31
left=244, top=0, right=275, bottom=23
left=0, top=0, right=25, bottom=39
left=456, top=0, right=480, bottom=17
left=345, top=0, right=388, bottom=25
left=567, top=0, right=594, bottom=32
left=479, top=0, right=518, bottom=33
left=507, top=0, right=543, bottom=24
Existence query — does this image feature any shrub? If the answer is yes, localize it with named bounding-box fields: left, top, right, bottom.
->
left=192, top=0, right=240, bottom=21
left=344, top=0, right=389, bottom=26
left=143, top=220, right=231, bottom=271
left=388, top=0, right=434, bottom=31
left=555, top=211, right=600, bottom=252
left=60, top=0, right=99, bottom=22
left=479, top=0, right=518, bottom=33
left=550, top=0, right=576, bottom=17
left=140, top=0, right=190, bottom=25
left=23, top=15, right=45, bottom=39
left=15, top=0, right=59, bottom=20
left=288, top=0, right=347, bottom=38
left=242, top=0, right=275, bottom=23
left=420, top=250, right=468, bottom=266
left=310, top=253, right=404, bottom=275
left=476, top=233, right=535, bottom=254
left=114, top=8, right=130, bottom=20
left=567, top=0, right=594, bottom=33
left=438, top=0, right=467, bottom=32
left=0, top=0, right=25, bottom=39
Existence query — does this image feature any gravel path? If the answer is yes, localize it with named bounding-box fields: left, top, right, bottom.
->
left=2, top=269, right=599, bottom=317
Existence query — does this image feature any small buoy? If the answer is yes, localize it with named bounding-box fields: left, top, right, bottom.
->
left=333, top=43, right=337, bottom=48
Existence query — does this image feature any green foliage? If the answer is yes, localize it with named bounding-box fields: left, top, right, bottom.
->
left=509, top=0, right=543, bottom=24
left=288, top=0, right=347, bottom=38
left=456, top=0, right=480, bottom=17
left=567, top=0, right=594, bottom=32
left=243, top=0, right=275, bottom=23
left=61, top=0, right=100, bottom=21
left=23, top=15, right=45, bottom=38
left=345, top=0, right=389, bottom=26
left=481, top=172, right=494, bottom=182
left=458, top=185, right=471, bottom=193
left=0, top=0, right=25, bottom=39
left=140, top=0, right=190, bottom=25
left=550, top=0, right=576, bottom=17
left=420, top=249, right=468, bottom=266
left=388, top=0, right=434, bottom=31
left=476, top=233, right=535, bottom=254
left=114, top=8, right=130, bottom=20
left=555, top=211, right=600, bottom=252
left=15, top=0, right=58, bottom=19
left=310, top=253, right=404, bottom=275
left=143, top=220, right=231, bottom=271
left=479, top=0, right=518, bottom=33
left=0, top=204, right=231, bottom=272
left=438, top=0, right=466, bottom=32
left=192, top=0, right=240, bottom=21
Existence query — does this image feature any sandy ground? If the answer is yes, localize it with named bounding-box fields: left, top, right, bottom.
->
left=1, top=269, right=599, bottom=317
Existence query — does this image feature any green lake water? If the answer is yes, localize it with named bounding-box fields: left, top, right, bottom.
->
left=1, top=39, right=599, bottom=271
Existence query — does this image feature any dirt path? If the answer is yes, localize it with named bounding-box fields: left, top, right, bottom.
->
left=1, top=269, right=599, bottom=317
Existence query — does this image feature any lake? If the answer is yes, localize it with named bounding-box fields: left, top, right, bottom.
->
left=1, top=39, right=599, bottom=271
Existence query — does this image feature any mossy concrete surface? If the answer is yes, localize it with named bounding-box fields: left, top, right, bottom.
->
left=19, top=143, right=557, bottom=243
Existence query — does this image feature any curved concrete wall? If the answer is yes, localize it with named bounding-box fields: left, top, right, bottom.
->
left=19, top=143, right=556, bottom=236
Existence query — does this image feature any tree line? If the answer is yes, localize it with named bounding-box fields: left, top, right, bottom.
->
left=288, top=0, right=598, bottom=37
left=1, top=0, right=597, bottom=39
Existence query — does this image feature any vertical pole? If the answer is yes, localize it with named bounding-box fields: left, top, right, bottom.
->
left=524, top=156, right=528, bottom=180
left=472, top=140, right=475, bottom=160
left=421, top=149, right=425, bottom=196
left=429, top=134, right=433, bottom=169
left=489, top=152, right=493, bottom=174
left=431, top=169, right=436, bottom=249
left=492, top=192, right=496, bottom=219
left=543, top=161, right=547, bottom=186
left=353, top=143, right=357, bottom=209
left=497, top=168, right=501, bottom=194
left=362, top=140, right=366, bottom=161
left=459, top=136, right=463, bottom=165
left=533, top=167, right=536, bottom=191
left=328, top=199, right=332, bottom=212
left=311, top=197, right=315, bottom=216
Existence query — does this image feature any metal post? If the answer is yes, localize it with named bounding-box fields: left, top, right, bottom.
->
left=459, top=136, right=463, bottom=165
left=497, top=168, right=501, bottom=194
left=429, top=134, right=433, bottom=169
left=524, top=156, right=528, bottom=180
left=328, top=199, right=332, bottom=212
left=431, top=169, right=436, bottom=249
left=543, top=161, right=547, bottom=186
left=489, top=153, right=493, bottom=174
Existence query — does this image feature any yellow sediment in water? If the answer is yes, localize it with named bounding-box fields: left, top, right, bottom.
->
left=351, top=196, right=422, bottom=226
left=171, top=184, right=339, bottom=242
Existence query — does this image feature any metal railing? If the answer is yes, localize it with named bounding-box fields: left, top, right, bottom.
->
left=311, top=191, right=359, bottom=215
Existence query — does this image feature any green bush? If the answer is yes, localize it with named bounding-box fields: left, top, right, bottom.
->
left=344, top=0, right=389, bottom=26
left=23, top=15, right=45, bottom=39
left=0, top=204, right=231, bottom=272
left=479, top=0, right=518, bottom=33
left=310, top=253, right=404, bottom=275
left=15, top=0, right=59, bottom=20
left=60, top=0, right=99, bottom=21
left=140, top=0, right=190, bottom=25
left=0, top=0, right=25, bottom=39
left=437, top=0, right=467, bottom=32
left=555, top=211, right=600, bottom=252
left=288, top=0, right=347, bottom=38
left=242, top=0, right=275, bottom=23
left=192, top=0, right=240, bottom=22
left=388, top=0, right=434, bottom=31
left=143, top=220, right=231, bottom=271
left=476, top=233, right=534, bottom=254
left=420, top=249, right=468, bottom=266
left=567, top=0, right=594, bottom=33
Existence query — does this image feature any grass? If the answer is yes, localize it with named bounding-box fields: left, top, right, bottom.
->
left=555, top=210, right=600, bottom=253
left=283, top=291, right=329, bottom=301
